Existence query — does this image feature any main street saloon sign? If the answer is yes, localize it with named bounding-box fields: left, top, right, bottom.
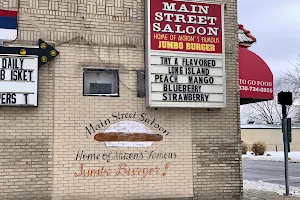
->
left=145, top=0, right=226, bottom=108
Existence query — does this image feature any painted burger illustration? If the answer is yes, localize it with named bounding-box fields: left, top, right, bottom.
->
left=94, top=121, right=163, bottom=147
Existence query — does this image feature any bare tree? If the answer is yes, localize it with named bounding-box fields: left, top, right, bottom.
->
left=241, top=58, right=300, bottom=124
left=292, top=107, right=300, bottom=123
left=281, top=58, right=300, bottom=99
left=243, top=77, right=298, bottom=124
left=247, top=99, right=280, bottom=124
left=280, top=58, right=300, bottom=122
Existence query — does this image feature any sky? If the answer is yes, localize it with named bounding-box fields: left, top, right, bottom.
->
left=238, top=0, right=300, bottom=77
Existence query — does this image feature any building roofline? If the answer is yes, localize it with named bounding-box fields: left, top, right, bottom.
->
left=241, top=124, right=300, bottom=129
left=238, top=24, right=257, bottom=43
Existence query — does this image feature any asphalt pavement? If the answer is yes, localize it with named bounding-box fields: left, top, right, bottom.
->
left=243, top=160, right=300, bottom=187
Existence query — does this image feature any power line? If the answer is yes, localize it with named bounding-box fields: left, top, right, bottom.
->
left=57, top=36, right=137, bottom=92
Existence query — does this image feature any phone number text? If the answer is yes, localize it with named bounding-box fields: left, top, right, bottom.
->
left=239, top=86, right=273, bottom=93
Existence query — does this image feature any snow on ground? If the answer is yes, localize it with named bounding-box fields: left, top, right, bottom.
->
left=242, top=151, right=300, bottom=163
left=244, top=180, right=300, bottom=197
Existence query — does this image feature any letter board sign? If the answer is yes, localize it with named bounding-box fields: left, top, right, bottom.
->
left=0, top=55, right=38, bottom=106
left=145, top=0, right=226, bottom=108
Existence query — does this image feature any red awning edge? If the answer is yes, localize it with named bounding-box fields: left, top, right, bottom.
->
left=239, top=47, right=274, bottom=105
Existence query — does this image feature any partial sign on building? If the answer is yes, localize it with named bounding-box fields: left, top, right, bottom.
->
left=0, top=55, right=38, bottom=106
left=145, top=0, right=225, bottom=108
left=0, top=40, right=59, bottom=107
left=0, top=9, right=18, bottom=41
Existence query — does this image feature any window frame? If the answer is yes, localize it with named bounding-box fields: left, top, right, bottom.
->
left=83, top=68, right=120, bottom=97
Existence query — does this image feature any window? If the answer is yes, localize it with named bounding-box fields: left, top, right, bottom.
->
left=83, top=69, right=119, bottom=96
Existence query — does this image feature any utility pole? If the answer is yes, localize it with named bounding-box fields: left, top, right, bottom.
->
left=278, top=91, right=293, bottom=196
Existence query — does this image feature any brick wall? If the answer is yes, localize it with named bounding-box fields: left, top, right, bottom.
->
left=0, top=63, right=54, bottom=200
left=192, top=1, right=241, bottom=198
left=0, top=0, right=240, bottom=199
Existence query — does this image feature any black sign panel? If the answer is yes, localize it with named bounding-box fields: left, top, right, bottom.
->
left=278, top=91, right=293, bottom=106
left=136, top=70, right=145, bottom=98
left=89, top=83, right=112, bottom=94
